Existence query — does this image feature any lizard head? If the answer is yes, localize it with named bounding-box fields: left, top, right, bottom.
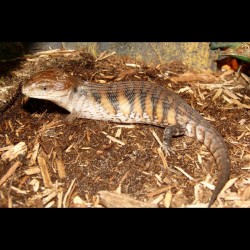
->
left=22, top=68, right=79, bottom=100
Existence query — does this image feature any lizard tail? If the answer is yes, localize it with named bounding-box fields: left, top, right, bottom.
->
left=186, top=121, right=231, bottom=207
left=206, top=131, right=231, bottom=207
left=195, top=124, right=231, bottom=207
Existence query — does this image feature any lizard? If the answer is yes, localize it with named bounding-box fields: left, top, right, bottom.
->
left=22, top=68, right=231, bottom=207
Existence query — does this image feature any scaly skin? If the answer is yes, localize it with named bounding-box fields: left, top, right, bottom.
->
left=22, top=68, right=231, bottom=207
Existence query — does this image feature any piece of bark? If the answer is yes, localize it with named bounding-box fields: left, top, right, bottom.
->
left=98, top=191, right=158, bottom=208
left=63, top=178, right=76, bottom=208
left=37, top=156, right=52, bottom=188
left=1, top=142, right=27, bottom=161
left=24, top=166, right=41, bottom=175
left=55, top=159, right=66, bottom=179
left=0, top=161, right=21, bottom=187
left=147, top=186, right=172, bottom=198
left=115, top=69, right=138, bottom=81
left=29, top=142, right=40, bottom=166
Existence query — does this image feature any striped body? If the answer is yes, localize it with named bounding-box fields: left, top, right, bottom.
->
left=67, top=81, right=182, bottom=126
left=22, top=68, right=231, bottom=207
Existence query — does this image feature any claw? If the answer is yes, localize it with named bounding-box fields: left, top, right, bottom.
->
left=161, top=143, right=175, bottom=156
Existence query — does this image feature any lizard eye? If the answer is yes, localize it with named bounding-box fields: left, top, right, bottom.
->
left=43, top=86, right=47, bottom=91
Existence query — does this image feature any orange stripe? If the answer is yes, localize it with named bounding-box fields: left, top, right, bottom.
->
left=167, top=107, right=177, bottom=125
left=101, top=94, right=116, bottom=115
left=156, top=96, right=164, bottom=123
left=133, top=92, right=143, bottom=118
left=145, top=92, right=153, bottom=121
left=118, top=90, right=131, bottom=117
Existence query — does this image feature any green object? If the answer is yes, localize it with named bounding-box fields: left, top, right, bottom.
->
left=210, top=42, right=250, bottom=63
left=210, top=42, right=243, bottom=49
